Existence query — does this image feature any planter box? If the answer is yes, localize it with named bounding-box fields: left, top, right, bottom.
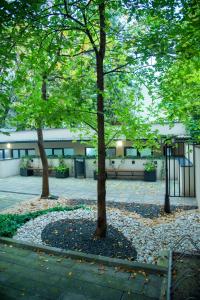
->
left=20, top=168, right=33, bottom=176
left=144, top=170, right=156, bottom=182
left=55, top=169, right=69, bottom=178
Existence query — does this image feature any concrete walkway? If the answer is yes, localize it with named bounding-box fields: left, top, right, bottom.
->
left=0, top=176, right=197, bottom=211
left=0, top=242, right=165, bottom=300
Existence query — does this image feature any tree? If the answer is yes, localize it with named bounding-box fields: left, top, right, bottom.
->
left=1, top=0, right=161, bottom=236
left=12, top=47, right=61, bottom=198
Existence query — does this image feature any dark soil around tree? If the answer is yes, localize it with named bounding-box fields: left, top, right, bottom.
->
left=41, top=219, right=137, bottom=261
left=65, top=199, right=197, bottom=219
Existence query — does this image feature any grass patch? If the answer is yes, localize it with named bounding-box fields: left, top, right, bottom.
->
left=0, top=205, right=86, bottom=238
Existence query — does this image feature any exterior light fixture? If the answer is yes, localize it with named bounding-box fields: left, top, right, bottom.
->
left=7, top=143, right=11, bottom=149
left=116, top=140, right=123, bottom=147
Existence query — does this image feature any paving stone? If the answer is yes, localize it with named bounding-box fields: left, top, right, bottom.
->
left=0, top=285, right=46, bottom=300
left=121, top=291, right=157, bottom=300
left=0, top=243, right=166, bottom=299
left=57, top=278, right=123, bottom=300
left=0, top=176, right=197, bottom=211
left=70, top=268, right=131, bottom=291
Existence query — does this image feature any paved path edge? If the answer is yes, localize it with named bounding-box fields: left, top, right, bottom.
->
left=0, top=237, right=168, bottom=275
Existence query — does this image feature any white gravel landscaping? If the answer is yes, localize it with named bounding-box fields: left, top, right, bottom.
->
left=13, top=208, right=200, bottom=264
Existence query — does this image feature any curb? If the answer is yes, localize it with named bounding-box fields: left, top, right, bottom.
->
left=0, top=237, right=167, bottom=274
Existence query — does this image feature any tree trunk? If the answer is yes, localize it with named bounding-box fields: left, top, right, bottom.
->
left=95, top=1, right=107, bottom=238
left=36, top=76, right=50, bottom=198
left=37, top=128, right=50, bottom=198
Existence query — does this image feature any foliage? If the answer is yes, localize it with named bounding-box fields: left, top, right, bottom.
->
left=144, top=161, right=156, bottom=172
left=131, top=0, right=200, bottom=142
left=54, top=157, right=69, bottom=173
left=19, top=156, right=31, bottom=169
left=0, top=205, right=86, bottom=238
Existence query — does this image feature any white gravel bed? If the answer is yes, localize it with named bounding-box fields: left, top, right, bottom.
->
left=13, top=209, right=200, bottom=264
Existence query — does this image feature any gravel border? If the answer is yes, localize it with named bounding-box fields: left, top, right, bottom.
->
left=14, top=208, right=200, bottom=264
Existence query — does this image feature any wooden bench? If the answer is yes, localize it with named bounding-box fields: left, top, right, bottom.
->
left=106, top=169, right=144, bottom=180
left=28, top=168, right=55, bottom=177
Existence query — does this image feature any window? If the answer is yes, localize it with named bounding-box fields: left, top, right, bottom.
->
left=45, top=148, right=53, bottom=156
left=64, top=148, right=74, bottom=156
left=4, top=149, right=11, bottom=159
left=12, top=150, right=19, bottom=159
left=124, top=147, right=138, bottom=157
left=140, top=148, right=152, bottom=157
left=12, top=149, right=36, bottom=158
left=45, top=148, right=75, bottom=157
left=106, top=148, right=116, bottom=157
left=27, top=149, right=35, bottom=156
left=53, top=149, right=63, bottom=156
left=163, top=146, right=176, bottom=157
left=86, top=148, right=96, bottom=157
left=19, top=149, right=26, bottom=157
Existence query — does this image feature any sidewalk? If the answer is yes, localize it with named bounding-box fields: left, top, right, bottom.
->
left=0, top=241, right=166, bottom=300
left=0, top=176, right=197, bottom=211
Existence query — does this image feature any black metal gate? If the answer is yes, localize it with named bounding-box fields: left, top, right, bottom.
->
left=164, top=140, right=196, bottom=212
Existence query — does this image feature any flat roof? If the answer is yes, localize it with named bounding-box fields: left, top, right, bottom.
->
left=0, top=123, right=187, bottom=144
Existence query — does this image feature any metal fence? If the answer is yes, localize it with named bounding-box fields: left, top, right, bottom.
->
left=165, top=141, right=196, bottom=198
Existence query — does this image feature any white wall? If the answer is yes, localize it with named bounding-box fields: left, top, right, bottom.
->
left=179, top=166, right=195, bottom=197
left=169, top=159, right=178, bottom=180
left=31, top=158, right=75, bottom=177
left=0, top=157, right=165, bottom=179
left=31, top=157, right=164, bottom=179
left=0, top=159, right=20, bottom=178
left=87, top=158, right=164, bottom=179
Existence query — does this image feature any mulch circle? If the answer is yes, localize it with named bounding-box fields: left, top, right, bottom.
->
left=41, top=218, right=137, bottom=261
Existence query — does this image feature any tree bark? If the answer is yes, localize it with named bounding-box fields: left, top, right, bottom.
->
left=36, top=76, right=50, bottom=198
left=94, top=1, right=107, bottom=238
left=37, top=127, right=50, bottom=198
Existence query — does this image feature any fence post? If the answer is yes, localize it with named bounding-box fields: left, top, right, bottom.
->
left=164, top=143, right=171, bottom=213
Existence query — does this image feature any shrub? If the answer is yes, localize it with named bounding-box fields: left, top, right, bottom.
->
left=54, top=157, right=69, bottom=173
left=0, top=205, right=85, bottom=238
left=144, top=161, right=157, bottom=172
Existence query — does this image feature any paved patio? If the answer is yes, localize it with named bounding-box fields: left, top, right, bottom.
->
left=0, top=176, right=197, bottom=211
left=0, top=242, right=166, bottom=300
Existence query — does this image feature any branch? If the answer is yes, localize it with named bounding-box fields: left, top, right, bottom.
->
left=104, top=63, right=129, bottom=75
left=63, top=0, right=85, bottom=28
left=60, top=49, right=94, bottom=57
left=105, top=130, right=121, bottom=148
left=83, top=120, right=97, bottom=132
left=86, top=0, right=93, bottom=7
left=82, top=9, right=98, bottom=55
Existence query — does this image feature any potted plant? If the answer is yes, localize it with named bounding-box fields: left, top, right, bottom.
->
left=144, top=161, right=157, bottom=182
left=55, top=157, right=69, bottom=178
left=20, top=157, right=33, bottom=176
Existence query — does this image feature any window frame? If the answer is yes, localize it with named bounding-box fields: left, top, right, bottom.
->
left=124, top=147, right=139, bottom=157
left=106, top=147, right=116, bottom=157
left=85, top=147, right=97, bottom=157
left=11, top=148, right=36, bottom=159
left=63, top=148, right=75, bottom=156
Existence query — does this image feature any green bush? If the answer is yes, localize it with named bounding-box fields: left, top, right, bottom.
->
left=54, top=157, right=69, bottom=173
left=0, top=205, right=85, bottom=238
